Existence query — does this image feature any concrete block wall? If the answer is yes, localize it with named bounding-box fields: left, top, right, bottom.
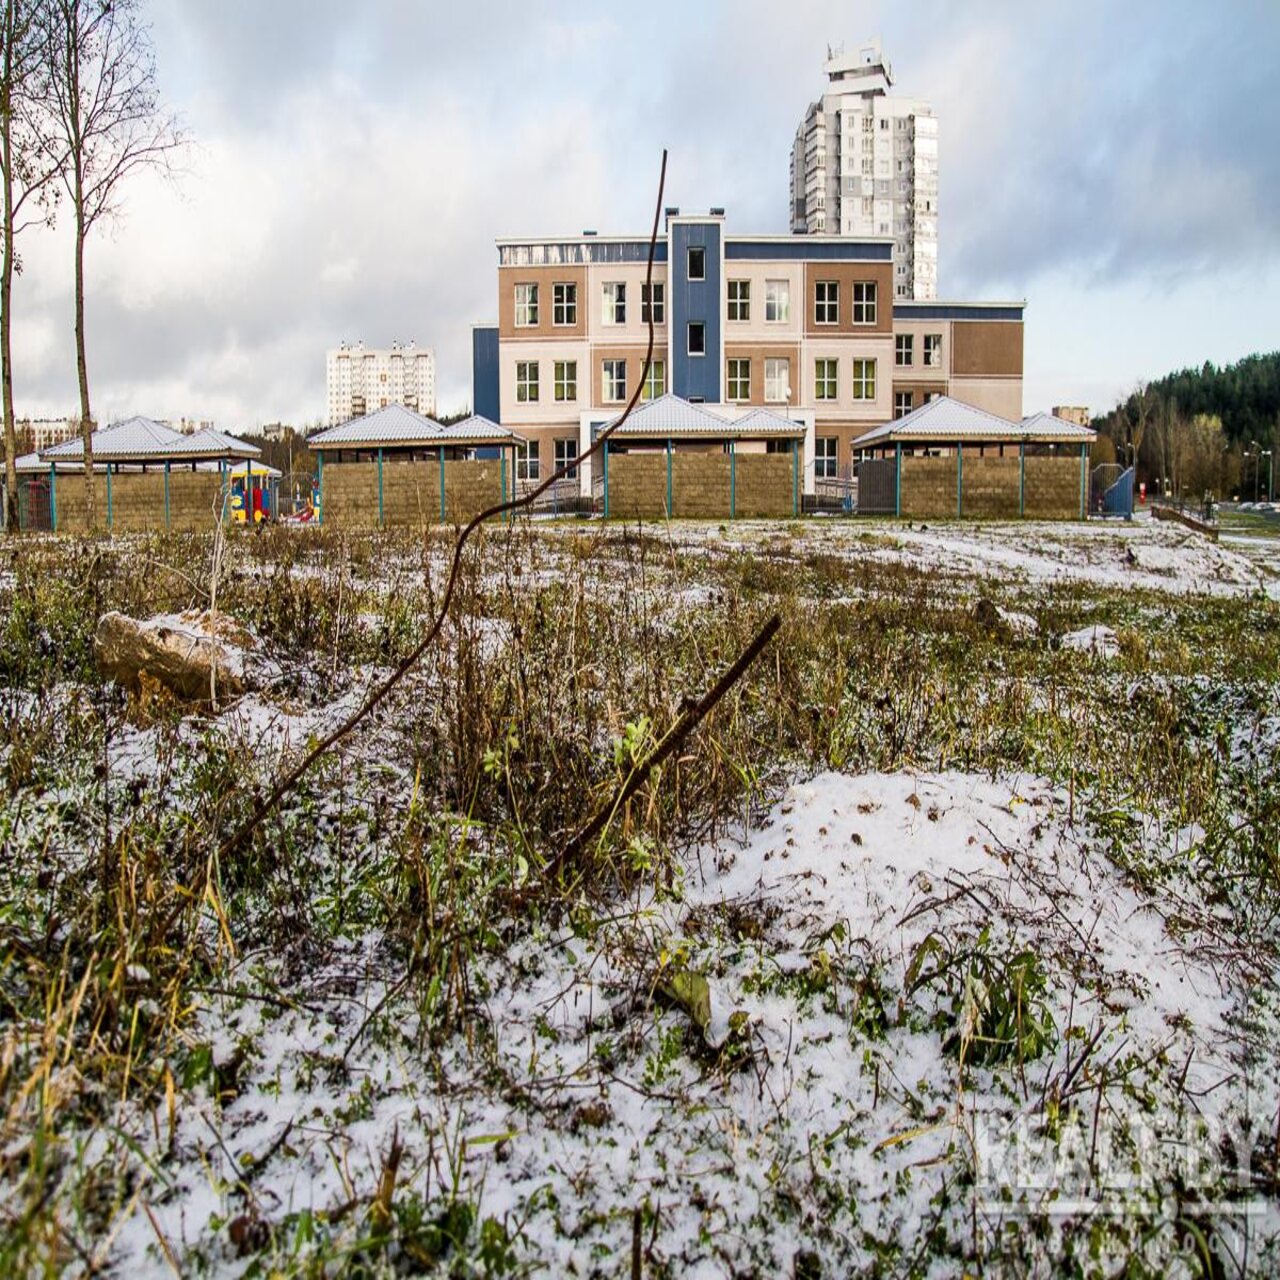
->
left=607, top=453, right=669, bottom=519
left=320, top=458, right=505, bottom=528
left=1022, top=455, right=1082, bottom=519
left=899, top=456, right=959, bottom=519
left=734, top=453, right=796, bottom=518
left=672, top=454, right=733, bottom=518
left=897, top=452, right=1083, bottom=520
left=962, top=456, right=1022, bottom=519
left=53, top=471, right=226, bottom=533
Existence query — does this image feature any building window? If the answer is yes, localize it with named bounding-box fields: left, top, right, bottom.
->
left=553, top=282, right=577, bottom=326
left=879, top=118, right=889, bottom=131
left=603, top=359, right=626, bottom=403
left=515, top=439, right=540, bottom=481
left=853, top=282, right=877, bottom=325
left=851, top=358, right=876, bottom=400
left=641, top=281, right=664, bottom=325
left=764, top=357, right=790, bottom=403
left=894, top=391, right=914, bottom=419
left=814, top=281, right=839, bottom=325
left=686, top=322, right=705, bottom=356
left=895, top=333, right=913, bottom=366
left=687, top=245, right=705, bottom=280
left=815, top=436, right=838, bottom=479
left=643, top=359, right=665, bottom=400
left=814, top=358, right=838, bottom=401
left=727, top=358, right=750, bottom=401
left=923, top=391, right=938, bottom=404
left=554, top=437, right=578, bottom=479
left=515, top=360, right=539, bottom=402
left=554, top=360, right=577, bottom=402
left=603, top=282, right=626, bottom=325
left=727, top=279, right=750, bottom=321
left=924, top=333, right=943, bottom=367
left=765, top=279, right=790, bottom=323
left=514, top=283, right=538, bottom=327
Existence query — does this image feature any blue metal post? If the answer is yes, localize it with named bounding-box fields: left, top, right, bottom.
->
left=164, top=461, right=171, bottom=528
left=791, top=438, right=799, bottom=517
left=894, top=444, right=902, bottom=517
left=603, top=440, right=610, bottom=518
left=438, top=446, right=446, bottom=522
left=377, top=448, right=384, bottom=526
left=956, top=443, right=963, bottom=519
left=317, top=452, right=324, bottom=525
left=666, top=438, right=673, bottom=517
left=729, top=440, right=736, bottom=519
left=219, top=459, right=228, bottom=525
left=49, top=464, right=57, bottom=531
left=1079, top=443, right=1087, bottom=519
left=106, top=464, right=113, bottom=529
left=1019, top=442, right=1025, bottom=517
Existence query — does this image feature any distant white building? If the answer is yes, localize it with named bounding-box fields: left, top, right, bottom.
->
left=326, top=341, right=436, bottom=425
left=789, top=40, right=938, bottom=300
left=19, top=418, right=78, bottom=450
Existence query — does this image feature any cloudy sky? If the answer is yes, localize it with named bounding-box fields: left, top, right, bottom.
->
left=12, top=0, right=1280, bottom=428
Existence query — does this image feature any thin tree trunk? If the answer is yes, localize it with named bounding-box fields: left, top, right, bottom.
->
left=1, top=8, right=19, bottom=534
left=75, top=194, right=95, bottom=528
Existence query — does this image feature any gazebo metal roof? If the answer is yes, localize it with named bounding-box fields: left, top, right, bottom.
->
left=39, top=416, right=261, bottom=463
left=310, top=404, right=522, bottom=450
left=853, top=396, right=1096, bottom=448
left=606, top=394, right=805, bottom=440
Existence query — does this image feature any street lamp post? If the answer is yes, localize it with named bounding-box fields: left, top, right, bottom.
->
left=1264, top=450, right=1274, bottom=503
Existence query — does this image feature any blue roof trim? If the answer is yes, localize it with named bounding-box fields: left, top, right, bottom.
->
left=893, top=304, right=1024, bottom=321
left=726, top=240, right=891, bottom=261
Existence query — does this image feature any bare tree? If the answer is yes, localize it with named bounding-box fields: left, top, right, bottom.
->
left=0, top=0, right=61, bottom=532
left=41, top=0, right=181, bottom=529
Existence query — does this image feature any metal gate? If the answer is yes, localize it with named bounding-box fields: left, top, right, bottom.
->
left=1090, top=464, right=1134, bottom=518
left=18, top=477, right=53, bottom=531
left=855, top=458, right=897, bottom=514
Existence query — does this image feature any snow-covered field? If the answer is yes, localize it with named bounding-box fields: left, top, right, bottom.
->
left=2, top=515, right=1279, bottom=1277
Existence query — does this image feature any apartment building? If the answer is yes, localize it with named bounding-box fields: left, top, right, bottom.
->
left=326, top=341, right=436, bottom=425
left=472, top=207, right=1022, bottom=491
left=789, top=40, right=938, bottom=300
left=19, top=418, right=78, bottom=451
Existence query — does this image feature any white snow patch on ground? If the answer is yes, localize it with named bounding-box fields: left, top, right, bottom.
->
left=114, top=771, right=1273, bottom=1276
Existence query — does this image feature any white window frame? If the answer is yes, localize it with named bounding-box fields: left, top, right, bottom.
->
left=687, top=322, right=705, bottom=357
left=515, top=360, right=539, bottom=403
left=765, top=279, right=790, bottom=323
left=603, top=282, right=626, bottom=326
left=895, top=333, right=913, bottom=366
left=514, top=283, right=538, bottom=328
left=553, top=359, right=577, bottom=403
left=643, top=359, right=665, bottom=401
left=851, top=358, right=876, bottom=401
left=814, top=358, right=838, bottom=401
left=853, top=281, right=877, bottom=325
left=726, top=357, right=750, bottom=402
left=687, top=245, right=705, bottom=281
left=602, top=359, right=626, bottom=403
left=552, top=282, right=577, bottom=327
left=764, top=357, right=790, bottom=403
left=924, top=333, right=943, bottom=367
left=815, top=436, right=838, bottom=480
left=894, top=391, right=913, bottom=419
left=641, top=281, right=665, bottom=325
left=553, top=436, right=578, bottom=479
left=516, top=439, right=540, bottom=482
left=814, top=280, right=839, bottom=326
left=727, top=279, right=750, bottom=321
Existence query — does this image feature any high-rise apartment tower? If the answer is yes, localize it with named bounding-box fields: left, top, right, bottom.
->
left=789, top=40, right=938, bottom=300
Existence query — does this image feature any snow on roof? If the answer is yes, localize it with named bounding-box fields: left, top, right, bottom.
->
left=608, top=394, right=804, bottom=438
left=854, top=396, right=1095, bottom=447
left=442, top=415, right=521, bottom=442
left=172, top=428, right=261, bottom=458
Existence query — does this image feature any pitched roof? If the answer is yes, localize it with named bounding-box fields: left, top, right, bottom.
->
left=607, top=394, right=804, bottom=438
left=442, top=415, right=520, bottom=442
left=1020, top=411, right=1097, bottom=441
left=42, top=416, right=184, bottom=459
left=852, top=396, right=1095, bottom=447
left=309, top=404, right=448, bottom=447
left=173, top=428, right=261, bottom=458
